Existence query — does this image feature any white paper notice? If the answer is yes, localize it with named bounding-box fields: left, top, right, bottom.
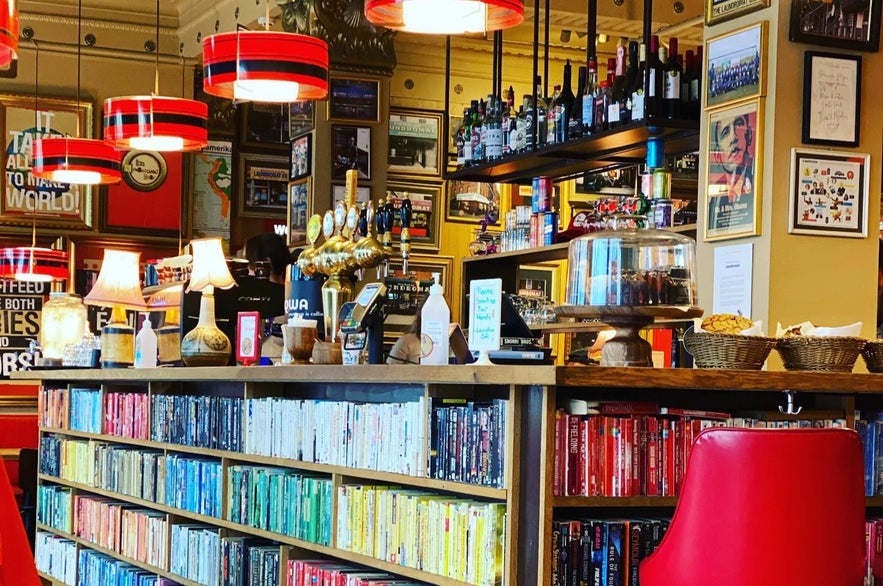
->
left=468, top=278, right=502, bottom=353
left=713, top=243, right=753, bottom=317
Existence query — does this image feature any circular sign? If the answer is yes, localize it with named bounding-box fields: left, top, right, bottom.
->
left=121, top=150, right=168, bottom=192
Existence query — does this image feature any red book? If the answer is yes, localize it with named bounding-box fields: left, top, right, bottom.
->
left=588, top=416, right=601, bottom=496
left=659, top=407, right=731, bottom=420
left=620, top=417, right=633, bottom=497
left=566, top=413, right=581, bottom=496
left=578, top=417, right=589, bottom=496
left=645, top=417, right=659, bottom=497
left=673, top=418, right=686, bottom=496
left=597, top=401, right=660, bottom=415
left=630, top=417, right=641, bottom=496
left=553, top=409, right=563, bottom=496
left=662, top=419, right=676, bottom=497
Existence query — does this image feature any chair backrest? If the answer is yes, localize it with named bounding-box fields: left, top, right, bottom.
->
left=639, top=427, right=865, bottom=586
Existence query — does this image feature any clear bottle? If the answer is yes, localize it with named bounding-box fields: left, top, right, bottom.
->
left=420, top=272, right=450, bottom=365
left=134, top=318, right=158, bottom=368
left=473, top=98, right=486, bottom=164
left=534, top=75, right=548, bottom=147
left=573, top=64, right=586, bottom=139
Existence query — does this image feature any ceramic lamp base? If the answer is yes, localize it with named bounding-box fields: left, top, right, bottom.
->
left=101, top=307, right=135, bottom=368
left=181, top=324, right=231, bottom=366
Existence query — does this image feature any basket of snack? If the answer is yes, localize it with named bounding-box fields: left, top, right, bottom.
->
left=860, top=339, right=883, bottom=373
left=775, top=321, right=865, bottom=372
left=682, top=313, right=777, bottom=370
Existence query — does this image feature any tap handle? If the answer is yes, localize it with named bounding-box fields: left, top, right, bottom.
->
left=399, top=197, right=412, bottom=229
left=359, top=203, right=369, bottom=237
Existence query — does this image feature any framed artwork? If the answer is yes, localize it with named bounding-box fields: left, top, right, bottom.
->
left=101, top=150, right=189, bottom=238
left=290, top=131, right=313, bottom=181
left=382, top=254, right=455, bottom=343
left=705, top=22, right=768, bottom=109
left=388, top=108, right=443, bottom=177
left=706, top=0, right=769, bottom=26
left=704, top=98, right=764, bottom=242
left=445, top=180, right=501, bottom=224
left=288, top=100, right=315, bottom=138
left=802, top=51, right=861, bottom=147
left=328, top=77, right=380, bottom=123
left=331, top=125, right=371, bottom=180
left=191, top=140, right=233, bottom=243
left=0, top=94, right=94, bottom=228
left=788, top=148, right=869, bottom=238
left=332, top=184, right=371, bottom=204
left=237, top=153, right=290, bottom=219
left=789, top=0, right=882, bottom=52
left=288, top=177, right=311, bottom=247
left=386, top=181, right=443, bottom=252
left=239, top=102, right=290, bottom=150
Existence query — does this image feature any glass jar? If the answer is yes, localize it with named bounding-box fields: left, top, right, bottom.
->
left=41, top=292, right=87, bottom=365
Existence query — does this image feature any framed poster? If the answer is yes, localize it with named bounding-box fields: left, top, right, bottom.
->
left=445, top=180, right=501, bottom=224
left=388, top=108, right=443, bottom=177
left=788, top=148, right=869, bottom=238
left=790, top=0, right=881, bottom=52
left=705, top=99, right=764, bottom=241
left=331, top=125, right=371, bottom=180
left=191, top=140, right=232, bottom=242
left=240, top=102, right=290, bottom=150
left=705, top=22, right=768, bottom=109
left=328, top=77, right=380, bottom=123
left=237, top=153, right=290, bottom=219
left=290, top=131, right=313, bottom=181
left=288, top=100, right=314, bottom=138
left=386, top=181, right=443, bottom=252
left=706, top=0, right=769, bottom=25
left=332, top=184, right=371, bottom=204
left=0, top=94, right=94, bottom=228
left=382, top=254, right=455, bottom=343
left=802, top=51, right=861, bottom=147
left=288, top=177, right=311, bottom=247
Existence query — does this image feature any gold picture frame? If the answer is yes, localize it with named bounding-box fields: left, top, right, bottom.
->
left=288, top=177, right=311, bottom=247
left=705, top=21, right=768, bottom=110
left=705, top=0, right=769, bottom=26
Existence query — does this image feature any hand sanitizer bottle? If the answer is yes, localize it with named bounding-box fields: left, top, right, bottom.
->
left=134, top=318, right=158, bottom=368
left=420, top=272, right=450, bottom=365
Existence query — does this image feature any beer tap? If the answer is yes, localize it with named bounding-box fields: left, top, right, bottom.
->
left=399, top=197, right=412, bottom=275
left=354, top=201, right=385, bottom=280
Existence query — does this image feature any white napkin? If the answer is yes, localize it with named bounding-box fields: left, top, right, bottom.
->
left=775, top=321, right=863, bottom=337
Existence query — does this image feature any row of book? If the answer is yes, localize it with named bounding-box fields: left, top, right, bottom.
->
left=35, top=530, right=77, bottom=585
left=287, top=560, right=428, bottom=586
left=105, top=392, right=151, bottom=440
left=38, top=484, right=73, bottom=534
left=853, top=415, right=883, bottom=497
left=170, top=524, right=221, bottom=585
left=429, top=399, right=507, bottom=488
left=866, top=518, right=883, bottom=586
left=336, top=485, right=506, bottom=586
left=227, top=465, right=333, bottom=546
left=152, top=394, right=242, bottom=451
left=39, top=386, right=72, bottom=431
left=169, top=525, right=284, bottom=586
left=222, top=536, right=282, bottom=586
left=72, top=496, right=168, bottom=570
left=39, top=387, right=152, bottom=440
left=164, top=454, right=223, bottom=518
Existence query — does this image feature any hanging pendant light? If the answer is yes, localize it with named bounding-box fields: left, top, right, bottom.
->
left=202, top=0, right=328, bottom=103
left=0, top=0, right=18, bottom=69
left=365, top=0, right=523, bottom=34
left=103, top=0, right=207, bottom=151
left=0, top=247, right=68, bottom=282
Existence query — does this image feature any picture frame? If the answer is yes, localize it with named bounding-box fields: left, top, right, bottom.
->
left=288, top=177, right=311, bottom=247
left=704, top=98, right=764, bottom=242
left=706, top=0, right=770, bottom=26
left=288, top=100, right=315, bottom=138
left=290, top=131, right=313, bottom=181
left=789, top=0, right=882, bottom=52
left=787, top=148, right=870, bottom=238
left=381, top=254, right=455, bottom=344
left=332, top=184, right=372, bottom=204
left=237, top=153, right=290, bottom=219
left=239, top=101, right=290, bottom=150
left=445, top=180, right=501, bottom=224
left=331, top=125, right=371, bottom=180
left=802, top=51, right=861, bottom=147
left=388, top=108, right=444, bottom=178
left=386, top=181, right=444, bottom=252
left=191, top=140, right=233, bottom=242
left=0, top=94, right=94, bottom=228
left=328, top=77, right=380, bottom=123
left=705, top=22, right=768, bottom=109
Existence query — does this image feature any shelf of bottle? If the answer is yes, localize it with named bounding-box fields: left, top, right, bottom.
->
left=445, top=119, right=700, bottom=184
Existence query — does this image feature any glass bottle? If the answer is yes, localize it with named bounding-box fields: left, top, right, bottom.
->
left=558, top=60, right=577, bottom=143
left=646, top=35, right=664, bottom=122
left=582, top=56, right=598, bottom=137
left=546, top=84, right=561, bottom=145
left=455, top=106, right=469, bottom=169
left=663, top=38, right=682, bottom=120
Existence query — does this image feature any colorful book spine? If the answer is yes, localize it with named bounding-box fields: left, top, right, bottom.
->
left=429, top=399, right=507, bottom=488
left=151, top=394, right=242, bottom=451
left=37, top=484, right=72, bottom=533
left=170, top=523, right=220, bottom=585
left=35, top=530, right=77, bottom=585
left=163, top=455, right=222, bottom=518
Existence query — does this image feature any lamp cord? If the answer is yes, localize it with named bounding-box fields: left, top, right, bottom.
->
left=154, top=0, right=160, bottom=95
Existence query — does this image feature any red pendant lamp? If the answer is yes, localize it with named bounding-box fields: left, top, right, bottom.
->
left=0, top=247, right=68, bottom=282
left=365, top=0, right=523, bottom=34
left=0, top=0, right=18, bottom=69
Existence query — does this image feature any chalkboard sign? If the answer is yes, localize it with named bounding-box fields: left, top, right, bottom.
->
left=0, top=280, right=48, bottom=378
left=468, top=278, right=502, bottom=355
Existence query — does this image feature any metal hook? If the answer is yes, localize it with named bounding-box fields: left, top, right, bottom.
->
left=778, top=390, right=803, bottom=415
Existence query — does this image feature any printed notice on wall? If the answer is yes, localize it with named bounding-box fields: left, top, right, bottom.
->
left=0, top=279, right=47, bottom=378
left=468, top=278, right=502, bottom=353
left=713, top=243, right=753, bottom=318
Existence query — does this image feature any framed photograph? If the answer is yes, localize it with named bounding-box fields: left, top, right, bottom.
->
left=388, top=108, right=443, bottom=177
left=381, top=254, right=455, bottom=343
left=0, top=94, right=94, bottom=228
left=802, top=51, right=861, bottom=147
left=705, top=21, right=768, bottom=109
left=237, top=153, right=290, bottom=219
left=288, top=100, right=315, bottom=138
left=332, top=184, right=372, bottom=204
left=239, top=102, right=290, bottom=149
left=790, top=0, right=881, bottom=52
left=192, top=140, right=233, bottom=242
left=290, top=131, right=313, bottom=181
left=288, top=177, right=311, bottom=246
left=332, top=125, right=371, bottom=180
left=328, top=77, right=380, bottom=123
left=445, top=180, right=501, bottom=224
left=386, top=181, right=444, bottom=252
left=788, top=148, right=869, bottom=238
left=706, top=0, right=769, bottom=25
left=705, top=98, right=764, bottom=242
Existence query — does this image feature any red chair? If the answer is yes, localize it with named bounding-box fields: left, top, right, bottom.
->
left=639, top=427, right=865, bottom=586
left=0, top=451, right=40, bottom=586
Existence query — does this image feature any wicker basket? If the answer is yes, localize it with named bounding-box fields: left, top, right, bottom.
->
left=861, top=340, right=883, bottom=373
left=682, top=329, right=777, bottom=370
left=776, top=336, right=866, bottom=372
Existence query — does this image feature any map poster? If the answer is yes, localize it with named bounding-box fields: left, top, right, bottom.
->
left=193, top=140, right=232, bottom=249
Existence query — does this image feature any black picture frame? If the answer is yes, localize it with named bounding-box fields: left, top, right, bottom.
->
left=331, top=125, right=371, bottom=180
left=237, top=153, right=290, bottom=219
left=288, top=100, right=315, bottom=138
left=789, top=0, right=882, bottom=52
left=290, top=131, right=313, bottom=181
left=328, top=77, right=381, bottom=123
left=801, top=51, right=862, bottom=147
left=240, top=102, right=290, bottom=150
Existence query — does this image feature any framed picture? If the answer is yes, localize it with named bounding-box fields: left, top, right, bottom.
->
left=788, top=148, right=870, bottom=238
left=332, top=125, right=371, bottom=180
left=802, top=51, right=861, bottom=147
left=288, top=100, right=315, bottom=138
left=386, top=181, right=444, bottom=252
left=706, top=0, right=769, bottom=25
left=381, top=254, right=455, bottom=343
left=239, top=102, right=290, bottom=150
left=704, top=98, right=764, bottom=242
left=332, top=184, right=372, bottom=204
left=328, top=77, right=380, bottom=123
left=705, top=22, right=768, bottom=109
left=388, top=108, right=443, bottom=177
left=290, top=131, right=313, bottom=181
left=288, top=177, right=311, bottom=247
left=101, top=150, right=189, bottom=238
left=0, top=94, right=94, bottom=228
left=191, top=140, right=232, bottom=243
left=237, top=153, right=290, bottom=219
left=789, top=0, right=882, bottom=52
left=445, top=180, right=501, bottom=224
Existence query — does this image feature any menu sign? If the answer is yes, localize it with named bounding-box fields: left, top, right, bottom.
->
left=0, top=279, right=47, bottom=377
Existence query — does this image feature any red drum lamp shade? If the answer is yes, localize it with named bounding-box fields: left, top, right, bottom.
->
left=0, top=247, right=68, bottom=282
left=0, top=0, right=18, bottom=69
left=103, top=95, right=208, bottom=151
left=202, top=31, right=329, bottom=102
left=364, top=0, right=524, bottom=34
left=31, top=137, right=121, bottom=185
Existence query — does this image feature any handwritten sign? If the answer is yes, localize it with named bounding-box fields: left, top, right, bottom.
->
left=0, top=279, right=48, bottom=378
left=468, top=278, right=502, bottom=353
left=806, top=54, right=860, bottom=146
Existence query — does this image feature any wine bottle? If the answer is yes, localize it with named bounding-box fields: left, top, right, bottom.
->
left=546, top=84, right=561, bottom=145
left=630, top=42, right=646, bottom=122
left=558, top=60, right=577, bottom=143
left=664, top=38, right=682, bottom=120
left=573, top=65, right=586, bottom=139
left=463, top=101, right=476, bottom=167
left=646, top=35, right=664, bottom=122
left=582, top=56, right=598, bottom=136
left=608, top=45, right=626, bottom=128
left=485, top=94, right=503, bottom=161
left=523, top=94, right=535, bottom=151
left=535, top=75, right=548, bottom=147
left=473, top=98, right=485, bottom=164
left=455, top=106, right=469, bottom=169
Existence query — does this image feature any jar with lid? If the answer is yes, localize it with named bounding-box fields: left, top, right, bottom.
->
left=40, top=292, right=87, bottom=366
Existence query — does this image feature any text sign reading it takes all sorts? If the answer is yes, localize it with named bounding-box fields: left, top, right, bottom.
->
left=468, top=278, right=502, bottom=354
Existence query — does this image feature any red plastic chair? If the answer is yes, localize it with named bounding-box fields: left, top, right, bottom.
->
left=639, top=427, right=865, bottom=586
left=0, top=452, right=39, bottom=586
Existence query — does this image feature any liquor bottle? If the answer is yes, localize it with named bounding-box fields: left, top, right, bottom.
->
left=582, top=56, right=598, bottom=136
left=546, top=84, right=561, bottom=145
left=463, top=101, right=477, bottom=166
left=646, top=35, right=664, bottom=122
left=523, top=94, right=535, bottom=151
left=455, top=106, right=469, bottom=169
left=472, top=98, right=485, bottom=164
left=534, top=76, right=548, bottom=147
left=608, top=44, right=627, bottom=128
left=686, top=49, right=700, bottom=120
left=628, top=41, right=646, bottom=122
left=664, top=38, right=682, bottom=120
left=558, top=60, right=577, bottom=143
left=596, top=79, right=611, bottom=132
left=514, top=104, right=526, bottom=153
left=573, top=65, right=586, bottom=138
left=606, top=57, right=616, bottom=85
left=485, top=94, right=503, bottom=162
left=501, top=96, right=511, bottom=158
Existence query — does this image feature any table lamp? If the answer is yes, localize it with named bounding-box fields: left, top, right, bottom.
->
left=84, top=249, right=148, bottom=368
left=181, top=237, right=236, bottom=367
